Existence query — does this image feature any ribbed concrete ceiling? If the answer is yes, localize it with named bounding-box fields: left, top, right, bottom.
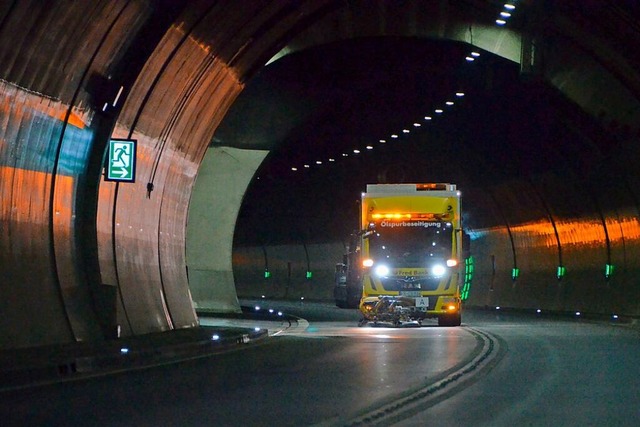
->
left=213, top=37, right=468, bottom=151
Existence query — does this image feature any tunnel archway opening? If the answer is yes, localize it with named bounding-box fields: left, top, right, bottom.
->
left=225, top=36, right=592, bottom=245
left=212, top=35, right=639, bottom=314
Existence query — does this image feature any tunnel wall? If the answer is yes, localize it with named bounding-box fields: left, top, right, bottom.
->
left=0, top=0, right=333, bottom=348
left=234, top=196, right=640, bottom=318
left=233, top=243, right=344, bottom=302
left=0, top=1, right=155, bottom=348
left=467, top=216, right=640, bottom=316
left=186, top=146, right=267, bottom=313
left=94, top=9, right=246, bottom=336
left=464, top=135, right=640, bottom=316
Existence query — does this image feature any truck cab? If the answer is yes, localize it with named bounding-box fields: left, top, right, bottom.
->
left=357, top=183, right=463, bottom=326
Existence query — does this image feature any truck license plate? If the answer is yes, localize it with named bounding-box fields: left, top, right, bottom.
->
left=415, top=297, right=429, bottom=308
left=400, top=291, right=421, bottom=297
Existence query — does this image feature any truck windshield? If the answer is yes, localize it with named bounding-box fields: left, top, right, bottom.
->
left=368, top=221, right=453, bottom=267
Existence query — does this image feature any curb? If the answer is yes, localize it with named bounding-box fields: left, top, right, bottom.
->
left=0, top=326, right=267, bottom=392
left=465, top=304, right=639, bottom=326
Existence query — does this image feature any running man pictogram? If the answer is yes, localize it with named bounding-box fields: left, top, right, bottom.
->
left=106, top=139, right=136, bottom=182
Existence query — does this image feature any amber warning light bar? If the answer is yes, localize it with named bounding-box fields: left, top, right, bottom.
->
left=371, top=213, right=445, bottom=220
left=416, top=183, right=455, bottom=191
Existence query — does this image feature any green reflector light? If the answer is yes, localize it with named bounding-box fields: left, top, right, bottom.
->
left=306, top=271, right=313, bottom=279
left=264, top=270, right=271, bottom=279
left=461, top=257, right=474, bottom=301
left=512, top=268, right=520, bottom=280
left=605, top=264, right=615, bottom=278
left=557, top=266, right=566, bottom=279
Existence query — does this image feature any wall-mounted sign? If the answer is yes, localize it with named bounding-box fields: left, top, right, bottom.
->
left=106, top=138, right=136, bottom=182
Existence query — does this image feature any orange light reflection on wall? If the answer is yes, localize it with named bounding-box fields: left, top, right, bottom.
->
left=493, top=217, right=640, bottom=248
left=0, top=166, right=74, bottom=224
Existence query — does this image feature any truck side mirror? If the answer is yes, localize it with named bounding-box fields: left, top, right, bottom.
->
left=360, top=222, right=375, bottom=239
left=463, top=232, right=471, bottom=259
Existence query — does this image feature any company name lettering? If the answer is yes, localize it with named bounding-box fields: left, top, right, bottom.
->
left=380, top=220, right=441, bottom=228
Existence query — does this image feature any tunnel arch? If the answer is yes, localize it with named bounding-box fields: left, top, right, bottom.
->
left=192, top=1, right=640, bottom=315
left=1, top=1, right=639, bottom=350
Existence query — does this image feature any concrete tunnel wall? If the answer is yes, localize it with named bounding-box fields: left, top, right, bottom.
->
left=186, top=146, right=267, bottom=313
left=0, top=1, right=639, bottom=350
left=233, top=243, right=346, bottom=302
left=0, top=0, right=325, bottom=348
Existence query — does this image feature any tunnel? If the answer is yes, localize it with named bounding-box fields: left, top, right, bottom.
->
left=1, top=0, right=639, bottom=350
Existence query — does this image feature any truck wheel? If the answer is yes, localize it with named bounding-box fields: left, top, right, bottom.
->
left=347, top=293, right=361, bottom=309
left=438, top=313, right=461, bottom=327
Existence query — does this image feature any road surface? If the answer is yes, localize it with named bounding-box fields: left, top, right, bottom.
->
left=1, top=300, right=638, bottom=426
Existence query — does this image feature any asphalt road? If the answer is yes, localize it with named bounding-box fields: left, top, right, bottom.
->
left=1, top=301, right=639, bottom=426
left=398, top=310, right=640, bottom=427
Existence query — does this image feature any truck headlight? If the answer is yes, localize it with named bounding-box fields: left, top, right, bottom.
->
left=432, top=264, right=446, bottom=277
left=374, top=264, right=390, bottom=277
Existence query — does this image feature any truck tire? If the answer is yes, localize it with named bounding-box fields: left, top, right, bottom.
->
left=347, top=298, right=360, bottom=309
left=438, top=313, right=462, bottom=327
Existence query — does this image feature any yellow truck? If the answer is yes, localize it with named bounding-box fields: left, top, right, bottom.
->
left=357, top=183, right=464, bottom=327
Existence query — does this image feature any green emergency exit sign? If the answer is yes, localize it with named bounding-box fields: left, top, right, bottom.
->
left=106, top=138, right=136, bottom=182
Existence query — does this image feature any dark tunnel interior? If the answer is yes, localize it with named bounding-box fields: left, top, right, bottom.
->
left=228, top=37, right=622, bottom=246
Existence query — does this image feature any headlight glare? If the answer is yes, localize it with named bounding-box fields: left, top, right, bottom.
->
left=374, top=264, right=390, bottom=277
left=432, top=264, right=446, bottom=277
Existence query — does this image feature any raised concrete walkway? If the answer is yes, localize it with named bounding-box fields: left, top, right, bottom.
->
left=0, top=305, right=305, bottom=392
